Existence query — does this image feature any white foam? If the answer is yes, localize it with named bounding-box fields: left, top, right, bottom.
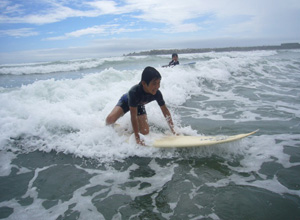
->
left=0, top=158, right=178, bottom=220
left=0, top=151, right=16, bottom=176
left=206, top=134, right=300, bottom=196
left=0, top=56, right=130, bottom=75
left=1, top=50, right=300, bottom=163
left=0, top=64, right=201, bottom=161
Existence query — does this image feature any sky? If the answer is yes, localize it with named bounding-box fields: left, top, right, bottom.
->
left=0, top=0, right=300, bottom=64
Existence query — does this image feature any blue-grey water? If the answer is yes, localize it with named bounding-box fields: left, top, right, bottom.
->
left=0, top=50, right=300, bottom=219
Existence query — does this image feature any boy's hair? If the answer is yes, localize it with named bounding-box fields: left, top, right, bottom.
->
left=141, top=66, right=161, bottom=85
left=172, top=53, right=178, bottom=58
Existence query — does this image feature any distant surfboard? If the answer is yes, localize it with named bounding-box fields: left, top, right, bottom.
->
left=182, top=62, right=196, bottom=66
left=162, top=62, right=196, bottom=68
left=153, top=130, right=258, bottom=148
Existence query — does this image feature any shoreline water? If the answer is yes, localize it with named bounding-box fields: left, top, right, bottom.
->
left=0, top=49, right=299, bottom=219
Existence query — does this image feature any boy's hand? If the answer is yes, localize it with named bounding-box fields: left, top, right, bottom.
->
left=136, top=136, right=145, bottom=146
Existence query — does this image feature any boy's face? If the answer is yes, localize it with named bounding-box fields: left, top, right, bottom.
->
left=142, top=78, right=161, bottom=95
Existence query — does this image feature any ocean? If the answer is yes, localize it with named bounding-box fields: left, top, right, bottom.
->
left=0, top=50, right=299, bottom=220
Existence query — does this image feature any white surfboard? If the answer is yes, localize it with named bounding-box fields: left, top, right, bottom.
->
left=153, top=130, right=258, bottom=148
left=162, top=62, right=196, bottom=68
left=182, top=61, right=196, bottom=66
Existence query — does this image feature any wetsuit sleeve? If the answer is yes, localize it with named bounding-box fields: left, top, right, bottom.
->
left=155, top=90, right=165, bottom=106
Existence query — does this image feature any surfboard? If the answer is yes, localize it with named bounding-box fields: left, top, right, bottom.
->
left=162, top=62, right=196, bottom=68
left=182, top=61, right=196, bottom=66
left=153, top=130, right=258, bottom=148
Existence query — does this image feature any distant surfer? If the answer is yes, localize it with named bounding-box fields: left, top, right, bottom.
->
left=106, top=66, right=177, bottom=145
left=162, top=53, right=179, bottom=67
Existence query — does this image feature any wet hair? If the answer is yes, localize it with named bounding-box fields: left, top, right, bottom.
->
left=141, top=66, right=161, bottom=85
left=172, top=53, right=178, bottom=58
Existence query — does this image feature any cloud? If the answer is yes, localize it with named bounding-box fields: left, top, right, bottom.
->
left=1, top=0, right=299, bottom=36
left=86, top=0, right=123, bottom=14
left=128, top=0, right=203, bottom=24
left=44, top=24, right=144, bottom=40
left=45, top=25, right=115, bottom=40
left=0, top=0, right=299, bottom=54
left=0, top=28, right=38, bottom=37
left=0, top=0, right=206, bottom=29
left=0, top=0, right=98, bottom=24
left=1, top=2, right=24, bottom=15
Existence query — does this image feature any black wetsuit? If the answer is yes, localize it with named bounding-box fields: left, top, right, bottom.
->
left=117, top=83, right=165, bottom=115
left=169, top=60, right=179, bottom=66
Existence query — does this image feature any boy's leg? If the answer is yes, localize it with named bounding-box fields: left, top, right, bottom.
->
left=137, top=114, right=149, bottom=135
left=106, top=106, right=124, bottom=125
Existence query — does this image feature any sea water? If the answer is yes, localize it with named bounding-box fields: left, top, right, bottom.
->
left=0, top=50, right=299, bottom=219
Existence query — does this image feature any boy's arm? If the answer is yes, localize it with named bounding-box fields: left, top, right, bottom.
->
left=129, top=106, right=144, bottom=145
left=160, top=105, right=177, bottom=135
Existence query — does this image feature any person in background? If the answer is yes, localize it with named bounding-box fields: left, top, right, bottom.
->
left=163, top=53, right=179, bottom=67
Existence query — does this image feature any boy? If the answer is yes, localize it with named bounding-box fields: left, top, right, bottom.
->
left=162, top=53, right=179, bottom=67
left=169, top=53, right=179, bottom=66
left=106, top=66, right=176, bottom=145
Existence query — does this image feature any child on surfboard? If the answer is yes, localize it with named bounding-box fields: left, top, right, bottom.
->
left=162, top=53, right=179, bottom=67
left=106, top=66, right=177, bottom=145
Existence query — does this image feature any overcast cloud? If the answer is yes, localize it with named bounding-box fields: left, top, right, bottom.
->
left=0, top=0, right=299, bottom=64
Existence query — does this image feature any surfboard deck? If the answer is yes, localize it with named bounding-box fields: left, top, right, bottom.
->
left=153, top=130, right=258, bottom=148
